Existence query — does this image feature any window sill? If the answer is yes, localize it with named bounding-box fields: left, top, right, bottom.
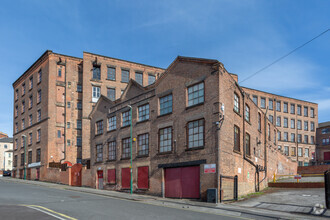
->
left=185, top=146, right=204, bottom=151
left=107, top=129, right=116, bottom=133
left=90, top=79, right=102, bottom=83
left=186, top=102, right=204, bottom=110
left=233, top=150, right=242, bottom=155
left=121, top=157, right=130, bottom=161
left=120, top=81, right=129, bottom=84
left=95, top=133, right=103, bottom=137
left=94, top=161, right=103, bottom=165
left=157, top=112, right=172, bottom=118
left=233, top=109, right=241, bottom=117
left=136, top=119, right=149, bottom=124
left=136, top=154, right=149, bottom=158
left=106, top=78, right=116, bottom=81
left=37, top=81, right=41, bottom=85
left=120, top=125, right=131, bottom=129
left=36, top=141, right=40, bottom=144
left=106, top=159, right=116, bottom=163
left=245, top=119, right=251, bottom=125
left=157, top=151, right=173, bottom=156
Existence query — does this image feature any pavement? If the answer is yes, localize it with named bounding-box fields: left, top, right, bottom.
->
left=276, top=176, right=324, bottom=183
left=235, top=188, right=329, bottom=218
left=0, top=177, right=329, bottom=219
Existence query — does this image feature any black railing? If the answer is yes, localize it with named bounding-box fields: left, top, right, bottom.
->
left=325, top=170, right=330, bottom=209
left=220, top=175, right=238, bottom=202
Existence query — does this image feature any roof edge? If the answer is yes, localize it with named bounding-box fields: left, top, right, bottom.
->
left=83, top=51, right=165, bottom=70
left=241, top=86, right=318, bottom=105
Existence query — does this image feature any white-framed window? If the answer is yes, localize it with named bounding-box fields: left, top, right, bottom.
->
left=92, top=86, right=100, bottom=103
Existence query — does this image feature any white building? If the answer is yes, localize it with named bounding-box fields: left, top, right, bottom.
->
left=0, top=137, right=13, bottom=171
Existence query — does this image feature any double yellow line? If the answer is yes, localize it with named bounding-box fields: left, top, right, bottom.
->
left=20, top=204, right=77, bottom=220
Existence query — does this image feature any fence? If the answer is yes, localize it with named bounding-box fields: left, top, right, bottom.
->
left=220, top=175, right=238, bottom=202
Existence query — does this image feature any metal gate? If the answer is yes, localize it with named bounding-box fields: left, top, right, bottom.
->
left=220, top=175, right=238, bottom=202
left=325, top=170, right=330, bottom=209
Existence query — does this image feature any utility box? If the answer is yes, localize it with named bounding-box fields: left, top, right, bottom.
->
left=207, top=188, right=218, bottom=203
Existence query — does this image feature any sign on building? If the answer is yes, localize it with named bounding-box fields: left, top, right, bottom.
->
left=204, top=164, right=216, bottom=173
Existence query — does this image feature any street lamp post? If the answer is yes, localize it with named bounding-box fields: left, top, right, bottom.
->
left=128, top=105, right=133, bottom=195
left=22, top=135, right=26, bottom=180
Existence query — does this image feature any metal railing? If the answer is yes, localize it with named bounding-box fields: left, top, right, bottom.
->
left=325, top=170, right=330, bottom=209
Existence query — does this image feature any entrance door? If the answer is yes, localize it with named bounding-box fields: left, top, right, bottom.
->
left=324, top=152, right=330, bottom=161
left=27, top=168, right=31, bottom=180
left=97, top=170, right=103, bottom=189
left=71, top=163, right=82, bottom=187
left=36, top=168, right=40, bottom=180
left=165, top=166, right=200, bottom=199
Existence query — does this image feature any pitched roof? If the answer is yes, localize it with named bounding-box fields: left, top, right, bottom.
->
left=0, top=137, right=13, bottom=143
left=88, top=95, right=114, bottom=119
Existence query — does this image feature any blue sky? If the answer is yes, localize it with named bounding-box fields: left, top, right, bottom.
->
left=0, top=0, right=329, bottom=136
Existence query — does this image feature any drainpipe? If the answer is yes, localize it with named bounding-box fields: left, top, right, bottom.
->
left=258, top=108, right=268, bottom=187
left=241, top=92, right=259, bottom=192
left=60, top=59, right=67, bottom=164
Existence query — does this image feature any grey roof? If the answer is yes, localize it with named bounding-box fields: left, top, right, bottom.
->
left=0, top=137, right=13, bottom=143
left=318, top=121, right=330, bottom=128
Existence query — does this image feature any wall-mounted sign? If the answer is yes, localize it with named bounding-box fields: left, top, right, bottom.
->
left=204, top=164, right=216, bottom=173
left=28, top=162, right=41, bottom=168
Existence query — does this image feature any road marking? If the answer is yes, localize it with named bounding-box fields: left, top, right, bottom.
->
left=20, top=204, right=77, bottom=220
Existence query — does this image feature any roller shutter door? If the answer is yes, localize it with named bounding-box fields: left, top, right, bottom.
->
left=165, top=166, right=200, bottom=199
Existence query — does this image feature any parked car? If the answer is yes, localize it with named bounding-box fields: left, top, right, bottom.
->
left=3, top=171, right=11, bottom=177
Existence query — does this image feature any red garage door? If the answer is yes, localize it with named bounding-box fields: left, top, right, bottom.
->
left=165, top=166, right=200, bottom=199
left=324, top=152, right=330, bottom=161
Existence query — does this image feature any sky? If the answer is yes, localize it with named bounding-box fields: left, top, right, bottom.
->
left=0, top=0, right=329, bottom=136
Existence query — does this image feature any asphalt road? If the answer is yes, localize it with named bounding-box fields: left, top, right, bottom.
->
left=0, top=178, right=262, bottom=220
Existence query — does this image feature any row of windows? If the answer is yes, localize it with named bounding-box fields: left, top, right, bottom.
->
left=92, top=65, right=156, bottom=86
left=96, top=82, right=204, bottom=134
left=271, top=116, right=315, bottom=131
left=15, top=90, right=42, bottom=117
left=96, top=119, right=205, bottom=162
left=277, top=131, right=315, bottom=144
left=252, top=96, right=315, bottom=118
left=279, top=145, right=310, bottom=158
left=15, top=70, right=42, bottom=101
left=14, top=110, right=41, bottom=133
left=14, top=149, right=41, bottom=167
left=14, top=129, right=41, bottom=150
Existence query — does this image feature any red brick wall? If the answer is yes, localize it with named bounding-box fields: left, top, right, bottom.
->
left=298, top=164, right=330, bottom=174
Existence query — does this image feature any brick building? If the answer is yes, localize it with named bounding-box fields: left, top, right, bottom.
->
left=12, top=50, right=164, bottom=181
left=89, top=56, right=297, bottom=200
left=315, top=121, right=330, bottom=163
left=242, top=88, right=318, bottom=166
